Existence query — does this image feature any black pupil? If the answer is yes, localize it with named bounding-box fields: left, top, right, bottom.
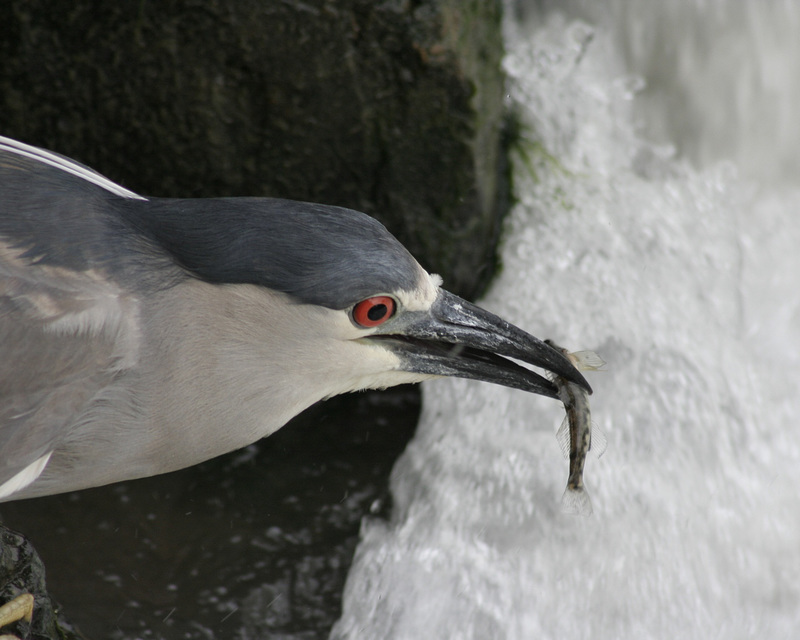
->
left=367, top=303, right=387, bottom=321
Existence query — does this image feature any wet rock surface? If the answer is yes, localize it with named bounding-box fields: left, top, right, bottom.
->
left=0, top=527, right=85, bottom=640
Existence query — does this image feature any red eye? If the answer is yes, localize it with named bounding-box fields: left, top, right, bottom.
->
left=352, top=296, right=396, bottom=328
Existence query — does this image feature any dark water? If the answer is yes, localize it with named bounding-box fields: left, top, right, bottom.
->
left=0, top=388, right=419, bottom=639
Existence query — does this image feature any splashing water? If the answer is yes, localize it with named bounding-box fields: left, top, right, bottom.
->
left=334, top=5, right=800, bottom=639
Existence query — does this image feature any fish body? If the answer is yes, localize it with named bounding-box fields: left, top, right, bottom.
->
left=544, top=340, right=605, bottom=516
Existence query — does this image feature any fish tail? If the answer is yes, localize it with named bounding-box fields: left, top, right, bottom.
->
left=560, top=486, right=593, bottom=517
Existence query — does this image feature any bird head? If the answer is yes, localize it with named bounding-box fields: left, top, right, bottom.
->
left=120, top=197, right=591, bottom=401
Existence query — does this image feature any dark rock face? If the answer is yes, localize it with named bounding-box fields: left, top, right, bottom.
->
left=0, top=0, right=508, bottom=299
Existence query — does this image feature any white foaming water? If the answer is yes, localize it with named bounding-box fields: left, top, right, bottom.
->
left=334, top=4, right=800, bottom=639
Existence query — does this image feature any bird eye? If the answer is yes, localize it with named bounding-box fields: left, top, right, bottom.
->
left=352, top=296, right=396, bottom=328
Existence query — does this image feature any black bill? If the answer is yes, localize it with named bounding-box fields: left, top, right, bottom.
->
left=369, top=290, right=591, bottom=400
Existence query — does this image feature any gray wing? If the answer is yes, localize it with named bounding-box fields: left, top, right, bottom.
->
left=0, top=243, right=141, bottom=497
left=0, top=138, right=146, bottom=496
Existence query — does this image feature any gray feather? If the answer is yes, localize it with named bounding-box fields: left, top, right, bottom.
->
left=1, top=138, right=422, bottom=310
left=115, top=197, right=421, bottom=309
left=0, top=249, right=132, bottom=486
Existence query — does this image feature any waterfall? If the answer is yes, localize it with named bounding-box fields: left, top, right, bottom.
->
left=334, top=3, right=800, bottom=638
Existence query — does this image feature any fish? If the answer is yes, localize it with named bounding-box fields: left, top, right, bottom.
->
left=544, top=340, right=606, bottom=516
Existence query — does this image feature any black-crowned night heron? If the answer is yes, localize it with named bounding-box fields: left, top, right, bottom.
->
left=0, top=135, right=589, bottom=503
